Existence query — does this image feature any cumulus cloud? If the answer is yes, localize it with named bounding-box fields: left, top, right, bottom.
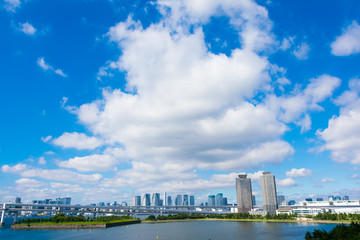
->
left=19, top=22, right=36, bottom=35
left=331, top=21, right=360, bottom=56
left=266, top=74, right=341, bottom=132
left=52, top=132, right=103, bottom=150
left=1, top=164, right=102, bottom=183
left=277, top=178, right=298, bottom=187
left=38, top=157, right=46, bottom=165
left=57, top=154, right=118, bottom=172
left=3, top=0, right=20, bottom=12
left=317, top=78, right=360, bottom=164
left=321, top=178, right=334, bottom=183
left=286, top=168, right=312, bottom=178
left=292, top=42, right=310, bottom=60
left=41, top=135, right=52, bottom=143
left=15, top=178, right=46, bottom=188
left=37, top=57, right=68, bottom=77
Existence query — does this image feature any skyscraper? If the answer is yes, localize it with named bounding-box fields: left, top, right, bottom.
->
left=216, top=193, right=223, bottom=206
left=167, top=196, right=172, bottom=206
left=141, top=193, right=151, bottom=207
left=260, top=172, right=278, bottom=215
left=252, top=195, right=256, bottom=206
left=151, top=193, right=160, bottom=206
left=190, top=195, right=195, bottom=206
left=175, top=195, right=182, bottom=206
left=183, top=194, right=189, bottom=206
left=277, top=195, right=285, bottom=205
left=133, top=196, right=141, bottom=206
left=208, top=195, right=215, bottom=206
left=236, top=174, right=253, bottom=213
left=164, top=192, right=167, bottom=206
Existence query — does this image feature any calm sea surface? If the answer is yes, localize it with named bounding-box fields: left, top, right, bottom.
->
left=0, top=217, right=337, bottom=240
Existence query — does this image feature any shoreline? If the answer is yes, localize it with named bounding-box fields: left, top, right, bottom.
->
left=11, top=219, right=141, bottom=230
left=142, top=218, right=351, bottom=224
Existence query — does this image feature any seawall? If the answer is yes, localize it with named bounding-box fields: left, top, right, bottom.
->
left=11, top=220, right=141, bottom=230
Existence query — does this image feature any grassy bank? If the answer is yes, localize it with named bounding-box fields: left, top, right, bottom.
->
left=15, top=218, right=139, bottom=226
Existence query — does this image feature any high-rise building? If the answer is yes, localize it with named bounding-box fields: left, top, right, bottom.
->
left=167, top=196, right=172, bottom=206
left=252, top=195, right=256, bottom=206
left=164, top=192, right=167, bottom=206
left=236, top=174, right=253, bottom=213
left=316, top=198, right=323, bottom=201
left=334, top=196, right=341, bottom=201
left=151, top=193, right=160, bottom=206
left=175, top=195, right=182, bottom=206
left=208, top=195, right=215, bottom=206
left=216, top=193, right=223, bottom=206
left=133, top=196, right=141, bottom=206
left=288, top=200, right=295, bottom=205
left=190, top=195, right=195, bottom=206
left=183, top=195, right=189, bottom=206
left=277, top=195, right=285, bottom=205
left=342, top=196, right=350, bottom=200
left=260, top=172, right=278, bottom=215
left=15, top=197, right=21, bottom=203
left=328, top=196, right=334, bottom=201
left=305, top=198, right=312, bottom=202
left=222, top=197, right=227, bottom=206
left=142, top=193, right=151, bottom=207
left=159, top=199, right=163, bottom=206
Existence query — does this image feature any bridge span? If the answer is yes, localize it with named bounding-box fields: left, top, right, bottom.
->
left=0, top=203, right=235, bottom=225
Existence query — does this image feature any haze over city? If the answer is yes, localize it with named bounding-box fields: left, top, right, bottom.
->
left=1, top=0, right=360, bottom=206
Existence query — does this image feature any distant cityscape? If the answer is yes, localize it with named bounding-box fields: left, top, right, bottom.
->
left=6, top=171, right=358, bottom=218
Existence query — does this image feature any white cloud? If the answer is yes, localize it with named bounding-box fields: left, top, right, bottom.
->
left=292, top=42, right=310, bottom=60
left=317, top=78, right=360, bottom=164
left=351, top=174, right=359, bottom=179
left=52, top=132, right=103, bottom=150
left=15, top=178, right=46, bottom=188
left=38, top=157, right=46, bottom=165
left=41, top=135, right=52, bottom=143
left=37, top=57, right=68, bottom=78
left=321, top=178, right=334, bottom=183
left=1, top=164, right=103, bottom=183
left=286, top=168, right=312, bottom=178
left=57, top=154, right=118, bottom=172
left=280, top=36, right=294, bottom=51
left=331, top=21, right=360, bottom=56
left=266, top=74, right=341, bottom=130
left=19, top=22, right=36, bottom=35
left=3, top=0, right=20, bottom=12
left=276, top=178, right=298, bottom=187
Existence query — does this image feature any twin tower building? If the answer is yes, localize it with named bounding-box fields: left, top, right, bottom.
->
left=236, top=172, right=278, bottom=215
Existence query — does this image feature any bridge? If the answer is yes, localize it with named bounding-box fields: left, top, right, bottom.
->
left=0, top=203, right=235, bottom=225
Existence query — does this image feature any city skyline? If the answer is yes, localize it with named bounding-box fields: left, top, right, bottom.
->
left=1, top=0, right=360, bottom=204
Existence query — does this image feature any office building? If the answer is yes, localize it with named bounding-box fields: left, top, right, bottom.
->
left=316, top=198, right=323, bottom=201
left=183, top=194, right=189, bottom=206
left=167, top=196, right=172, bottom=206
left=175, top=195, right=182, bottom=206
left=236, top=174, right=253, bottom=213
left=164, top=192, right=167, bottom=206
left=133, top=196, right=141, bottom=206
left=334, top=196, right=341, bottom=201
left=216, top=193, right=223, bottom=206
left=15, top=197, right=21, bottom=203
left=208, top=195, right=215, bottom=206
left=142, top=193, right=151, bottom=207
left=260, top=172, right=278, bottom=215
left=277, top=195, right=285, bottom=205
left=190, top=195, right=195, bottom=206
left=288, top=200, right=295, bottom=205
left=252, top=195, right=256, bottom=206
left=223, top=197, right=227, bottom=206
left=151, top=193, right=160, bottom=206
left=343, top=196, right=350, bottom=200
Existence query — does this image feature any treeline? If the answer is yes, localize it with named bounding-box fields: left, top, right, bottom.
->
left=145, top=213, right=297, bottom=221
left=313, top=212, right=360, bottom=221
left=17, top=213, right=133, bottom=224
left=305, top=222, right=360, bottom=240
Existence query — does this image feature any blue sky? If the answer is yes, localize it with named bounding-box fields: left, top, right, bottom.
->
left=1, top=0, right=360, bottom=205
